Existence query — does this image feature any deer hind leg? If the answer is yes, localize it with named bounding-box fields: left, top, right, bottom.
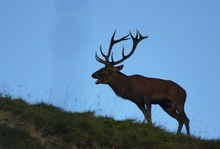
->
left=137, top=103, right=152, bottom=125
left=176, top=105, right=190, bottom=136
left=159, top=101, right=184, bottom=135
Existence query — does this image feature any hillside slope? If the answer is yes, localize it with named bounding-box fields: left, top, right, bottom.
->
left=0, top=96, right=219, bottom=149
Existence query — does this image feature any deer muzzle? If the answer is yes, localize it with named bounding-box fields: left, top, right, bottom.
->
left=91, top=73, right=101, bottom=84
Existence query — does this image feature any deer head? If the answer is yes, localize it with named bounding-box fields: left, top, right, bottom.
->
left=92, top=30, right=148, bottom=84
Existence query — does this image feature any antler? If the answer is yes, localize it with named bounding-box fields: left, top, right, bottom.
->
left=95, top=30, right=130, bottom=65
left=112, top=30, right=148, bottom=65
left=95, top=30, right=148, bottom=66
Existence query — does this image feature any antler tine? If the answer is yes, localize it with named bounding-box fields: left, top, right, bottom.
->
left=111, top=46, right=126, bottom=64
left=112, top=30, right=148, bottom=65
left=130, top=30, right=148, bottom=42
left=114, top=33, right=130, bottom=44
left=99, top=45, right=106, bottom=57
left=96, top=31, right=118, bottom=64
left=105, top=30, right=117, bottom=62
left=95, top=52, right=108, bottom=65
left=122, top=45, right=126, bottom=57
left=106, top=30, right=130, bottom=61
left=111, top=52, right=114, bottom=63
left=136, top=29, right=148, bottom=41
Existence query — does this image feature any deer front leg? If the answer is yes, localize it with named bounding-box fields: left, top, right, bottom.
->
left=146, top=103, right=152, bottom=124
left=137, top=103, right=152, bottom=125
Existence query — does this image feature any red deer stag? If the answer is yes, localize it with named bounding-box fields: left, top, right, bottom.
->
left=91, top=30, right=190, bottom=136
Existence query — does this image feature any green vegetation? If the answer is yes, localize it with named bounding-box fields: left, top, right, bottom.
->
left=0, top=96, right=219, bottom=149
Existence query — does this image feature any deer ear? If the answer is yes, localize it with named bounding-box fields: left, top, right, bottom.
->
left=114, top=65, right=124, bottom=71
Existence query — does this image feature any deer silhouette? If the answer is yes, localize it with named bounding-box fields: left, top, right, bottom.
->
left=92, top=30, right=190, bottom=136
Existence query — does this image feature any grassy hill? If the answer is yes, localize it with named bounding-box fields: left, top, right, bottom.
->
left=0, top=96, right=219, bottom=149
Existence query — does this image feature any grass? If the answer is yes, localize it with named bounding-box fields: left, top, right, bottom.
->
left=0, top=124, right=44, bottom=149
left=0, top=96, right=220, bottom=149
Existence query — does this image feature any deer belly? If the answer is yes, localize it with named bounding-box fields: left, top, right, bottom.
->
left=120, top=89, right=143, bottom=100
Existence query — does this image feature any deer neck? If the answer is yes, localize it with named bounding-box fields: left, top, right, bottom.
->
left=108, top=72, right=128, bottom=97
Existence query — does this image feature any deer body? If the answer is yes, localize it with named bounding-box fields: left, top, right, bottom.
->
left=107, top=72, right=186, bottom=105
left=92, top=30, right=190, bottom=135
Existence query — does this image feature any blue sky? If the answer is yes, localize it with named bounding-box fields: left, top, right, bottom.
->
left=0, top=0, right=220, bottom=139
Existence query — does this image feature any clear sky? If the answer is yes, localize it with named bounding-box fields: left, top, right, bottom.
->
left=0, top=0, right=220, bottom=139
